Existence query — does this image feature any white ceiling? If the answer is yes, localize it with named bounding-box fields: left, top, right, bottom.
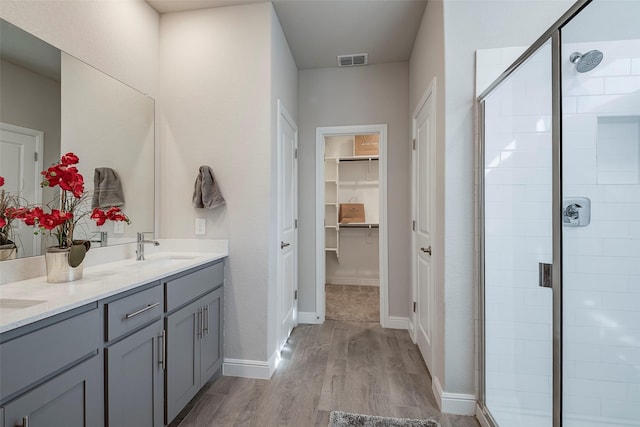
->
left=146, top=0, right=427, bottom=69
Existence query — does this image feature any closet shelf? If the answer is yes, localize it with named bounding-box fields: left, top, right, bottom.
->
left=325, top=225, right=338, bottom=229
left=339, top=156, right=379, bottom=162
left=339, top=223, right=379, bottom=229
left=325, top=248, right=338, bottom=252
left=339, top=181, right=379, bottom=186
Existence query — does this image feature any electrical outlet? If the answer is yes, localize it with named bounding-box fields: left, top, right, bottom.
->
left=114, top=221, right=125, bottom=234
left=195, top=218, right=206, bottom=235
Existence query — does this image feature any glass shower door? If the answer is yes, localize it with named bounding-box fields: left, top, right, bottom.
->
left=561, top=1, right=640, bottom=425
left=482, top=41, right=554, bottom=427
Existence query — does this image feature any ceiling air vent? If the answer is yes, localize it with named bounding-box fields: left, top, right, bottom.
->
left=337, top=53, right=368, bottom=67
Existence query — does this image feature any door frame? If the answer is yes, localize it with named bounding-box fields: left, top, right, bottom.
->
left=315, top=124, right=388, bottom=326
left=276, top=99, right=298, bottom=351
left=410, top=79, right=437, bottom=349
left=0, top=122, right=44, bottom=256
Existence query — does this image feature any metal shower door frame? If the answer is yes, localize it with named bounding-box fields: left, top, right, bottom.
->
left=476, top=1, right=594, bottom=426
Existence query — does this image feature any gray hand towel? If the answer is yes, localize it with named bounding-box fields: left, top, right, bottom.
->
left=192, top=165, right=225, bottom=209
left=91, top=167, right=125, bottom=208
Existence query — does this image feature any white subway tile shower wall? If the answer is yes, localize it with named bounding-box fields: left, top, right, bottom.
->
left=563, top=39, right=640, bottom=426
left=483, top=42, right=554, bottom=426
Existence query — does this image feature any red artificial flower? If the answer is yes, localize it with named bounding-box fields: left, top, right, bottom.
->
left=91, top=207, right=129, bottom=226
left=5, top=207, right=27, bottom=219
left=21, top=207, right=45, bottom=226
left=38, top=209, right=72, bottom=230
left=0, top=176, right=4, bottom=187
left=60, top=153, right=79, bottom=166
left=90, top=208, right=107, bottom=226
left=0, top=217, right=5, bottom=228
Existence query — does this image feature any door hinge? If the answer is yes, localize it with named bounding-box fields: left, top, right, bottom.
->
left=294, top=290, right=298, bottom=300
left=295, top=219, right=298, bottom=229
left=295, top=148, right=298, bottom=159
left=413, top=301, right=417, bottom=313
left=412, top=220, right=416, bottom=231
left=412, top=139, right=416, bottom=150
left=34, top=152, right=38, bottom=162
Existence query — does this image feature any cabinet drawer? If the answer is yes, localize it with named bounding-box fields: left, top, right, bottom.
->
left=165, top=262, right=223, bottom=312
left=105, top=284, right=163, bottom=342
left=0, top=308, right=99, bottom=401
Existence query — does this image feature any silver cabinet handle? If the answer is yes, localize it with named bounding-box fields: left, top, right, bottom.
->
left=281, top=241, right=290, bottom=249
left=159, top=329, right=166, bottom=370
left=420, top=246, right=432, bottom=255
left=197, top=308, right=203, bottom=337
left=17, top=416, right=29, bottom=427
left=125, top=302, right=160, bottom=319
left=203, top=305, right=209, bottom=335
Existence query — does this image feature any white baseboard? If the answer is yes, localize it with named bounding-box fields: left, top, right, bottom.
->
left=476, top=404, right=492, bottom=427
left=223, top=350, right=279, bottom=379
left=326, top=277, right=379, bottom=286
left=298, top=311, right=321, bottom=324
left=432, top=376, right=477, bottom=416
left=385, top=316, right=409, bottom=330
left=407, top=318, right=416, bottom=342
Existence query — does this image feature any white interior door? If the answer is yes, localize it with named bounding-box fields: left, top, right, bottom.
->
left=277, top=101, right=298, bottom=350
left=413, top=88, right=435, bottom=372
left=0, top=123, right=43, bottom=257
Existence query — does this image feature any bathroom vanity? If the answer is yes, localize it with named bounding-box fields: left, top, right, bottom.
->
left=0, top=246, right=226, bottom=427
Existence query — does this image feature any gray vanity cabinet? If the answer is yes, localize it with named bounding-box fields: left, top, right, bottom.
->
left=103, top=283, right=164, bottom=427
left=199, top=286, right=223, bottom=383
left=0, top=306, right=101, bottom=427
left=164, top=262, right=224, bottom=424
left=2, top=354, right=101, bottom=427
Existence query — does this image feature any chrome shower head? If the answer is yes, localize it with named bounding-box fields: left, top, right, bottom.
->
left=569, top=50, right=603, bottom=73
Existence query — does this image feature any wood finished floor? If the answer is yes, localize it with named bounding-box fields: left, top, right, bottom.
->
left=172, top=321, right=480, bottom=427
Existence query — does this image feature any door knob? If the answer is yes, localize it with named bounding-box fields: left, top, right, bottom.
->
left=420, top=246, right=432, bottom=255
left=281, top=241, right=290, bottom=249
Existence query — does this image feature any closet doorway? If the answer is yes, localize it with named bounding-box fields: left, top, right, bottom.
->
left=315, top=124, right=388, bottom=326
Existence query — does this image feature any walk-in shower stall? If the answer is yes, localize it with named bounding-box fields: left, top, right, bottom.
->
left=478, top=1, right=640, bottom=426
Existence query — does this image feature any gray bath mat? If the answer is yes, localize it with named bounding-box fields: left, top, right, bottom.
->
left=329, top=411, right=440, bottom=427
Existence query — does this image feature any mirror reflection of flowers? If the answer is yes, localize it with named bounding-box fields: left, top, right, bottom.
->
left=0, top=176, right=23, bottom=251
left=14, top=153, right=130, bottom=259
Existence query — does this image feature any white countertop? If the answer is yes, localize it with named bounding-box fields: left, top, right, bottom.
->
left=0, top=240, right=228, bottom=334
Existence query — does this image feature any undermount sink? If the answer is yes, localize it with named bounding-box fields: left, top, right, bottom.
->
left=0, top=298, right=47, bottom=310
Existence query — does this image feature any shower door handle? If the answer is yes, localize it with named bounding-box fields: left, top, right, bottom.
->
left=539, top=263, right=552, bottom=288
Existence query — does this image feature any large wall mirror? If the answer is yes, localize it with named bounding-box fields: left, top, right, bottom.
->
left=0, top=18, right=155, bottom=260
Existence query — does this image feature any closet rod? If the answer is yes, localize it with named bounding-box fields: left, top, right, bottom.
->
left=339, top=224, right=379, bottom=229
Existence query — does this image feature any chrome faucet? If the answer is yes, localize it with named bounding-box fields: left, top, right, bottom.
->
left=136, top=232, right=160, bottom=261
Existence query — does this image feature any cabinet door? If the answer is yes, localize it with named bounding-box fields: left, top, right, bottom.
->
left=105, top=320, right=163, bottom=427
left=2, top=356, right=100, bottom=427
left=200, top=287, right=223, bottom=384
left=165, top=299, right=201, bottom=424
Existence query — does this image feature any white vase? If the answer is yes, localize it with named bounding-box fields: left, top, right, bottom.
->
left=45, top=248, right=83, bottom=283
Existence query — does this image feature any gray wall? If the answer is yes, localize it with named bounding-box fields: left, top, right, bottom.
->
left=298, top=62, right=411, bottom=318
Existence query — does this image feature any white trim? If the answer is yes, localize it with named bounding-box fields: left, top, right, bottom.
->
left=475, top=404, right=492, bottom=427
left=432, top=376, right=477, bottom=416
left=223, top=350, right=280, bottom=379
left=298, top=311, right=321, bottom=324
left=386, top=316, right=409, bottom=330
left=315, top=124, right=389, bottom=326
left=325, top=277, right=379, bottom=286
left=408, top=318, right=416, bottom=342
